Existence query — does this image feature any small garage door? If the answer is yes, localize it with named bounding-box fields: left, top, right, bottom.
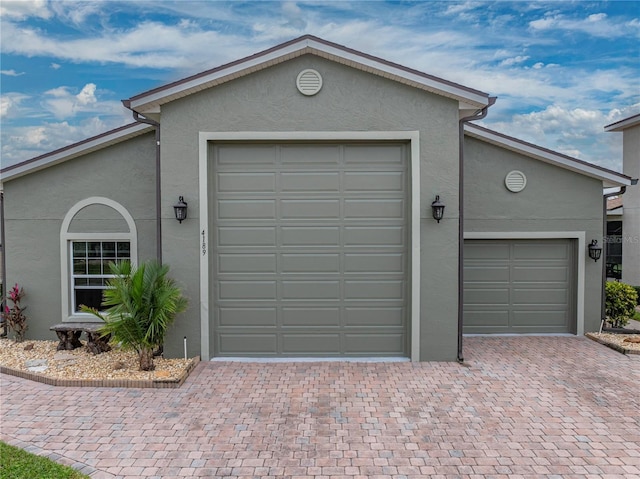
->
left=464, top=239, right=576, bottom=334
left=212, top=142, right=408, bottom=356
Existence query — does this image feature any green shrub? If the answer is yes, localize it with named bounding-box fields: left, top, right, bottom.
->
left=633, top=286, right=640, bottom=306
left=605, top=281, right=639, bottom=328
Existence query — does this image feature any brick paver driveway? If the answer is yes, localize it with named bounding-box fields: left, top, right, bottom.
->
left=1, top=337, right=639, bottom=479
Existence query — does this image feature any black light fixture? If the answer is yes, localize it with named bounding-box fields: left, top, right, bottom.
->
left=431, top=195, right=445, bottom=223
left=588, top=239, right=602, bottom=262
left=173, top=196, right=188, bottom=223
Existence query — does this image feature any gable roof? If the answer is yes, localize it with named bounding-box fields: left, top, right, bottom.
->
left=0, top=123, right=154, bottom=182
left=605, top=113, right=640, bottom=132
left=123, top=35, right=492, bottom=115
left=464, top=123, right=634, bottom=188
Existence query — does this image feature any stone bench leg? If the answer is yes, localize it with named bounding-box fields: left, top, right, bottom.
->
left=85, top=331, right=111, bottom=355
left=54, top=330, right=83, bottom=351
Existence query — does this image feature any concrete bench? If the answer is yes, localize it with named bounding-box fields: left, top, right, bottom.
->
left=50, top=323, right=111, bottom=355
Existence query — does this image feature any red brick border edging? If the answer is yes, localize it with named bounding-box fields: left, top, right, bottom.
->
left=0, top=356, right=200, bottom=388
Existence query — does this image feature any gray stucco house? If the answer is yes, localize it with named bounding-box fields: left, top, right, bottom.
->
left=605, top=114, right=640, bottom=286
left=1, top=36, right=635, bottom=361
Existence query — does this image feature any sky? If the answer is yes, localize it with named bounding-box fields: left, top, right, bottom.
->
left=1, top=0, right=639, bottom=172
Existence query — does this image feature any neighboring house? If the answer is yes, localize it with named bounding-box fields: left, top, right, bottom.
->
left=0, top=36, right=635, bottom=361
left=605, top=114, right=640, bottom=287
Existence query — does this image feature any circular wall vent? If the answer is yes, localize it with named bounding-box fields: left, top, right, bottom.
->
left=296, top=69, right=323, bottom=96
left=505, top=170, right=527, bottom=192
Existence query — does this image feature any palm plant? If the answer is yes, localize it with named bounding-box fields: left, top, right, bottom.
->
left=81, top=260, right=188, bottom=371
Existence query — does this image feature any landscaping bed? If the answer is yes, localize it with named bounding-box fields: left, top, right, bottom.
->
left=0, top=338, right=199, bottom=388
left=585, top=331, right=640, bottom=355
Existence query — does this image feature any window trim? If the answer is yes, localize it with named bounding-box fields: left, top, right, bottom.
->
left=60, top=197, right=138, bottom=322
left=70, top=240, right=132, bottom=314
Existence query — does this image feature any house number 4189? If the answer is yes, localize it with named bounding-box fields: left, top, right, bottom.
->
left=202, top=230, right=207, bottom=256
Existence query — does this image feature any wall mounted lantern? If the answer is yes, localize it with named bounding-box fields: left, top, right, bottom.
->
left=588, top=239, right=602, bottom=262
left=173, top=196, right=188, bottom=223
left=431, top=195, right=445, bottom=223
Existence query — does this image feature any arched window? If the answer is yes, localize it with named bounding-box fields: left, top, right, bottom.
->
left=60, top=197, right=137, bottom=321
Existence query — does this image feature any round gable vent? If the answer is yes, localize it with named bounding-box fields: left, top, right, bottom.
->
left=296, top=69, right=323, bottom=96
left=505, top=170, right=527, bottom=192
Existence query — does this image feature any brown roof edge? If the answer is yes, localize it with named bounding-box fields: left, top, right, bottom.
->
left=125, top=34, right=491, bottom=104
left=466, top=123, right=634, bottom=181
left=0, top=123, right=151, bottom=175
left=604, top=112, right=640, bottom=131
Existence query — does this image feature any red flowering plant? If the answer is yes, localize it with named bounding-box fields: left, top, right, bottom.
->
left=5, top=283, right=28, bottom=342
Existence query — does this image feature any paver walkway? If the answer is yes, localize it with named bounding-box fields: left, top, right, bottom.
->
left=1, top=337, right=639, bottom=479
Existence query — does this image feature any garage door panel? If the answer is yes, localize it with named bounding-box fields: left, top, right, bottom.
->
left=281, top=145, right=341, bottom=163
left=512, top=288, right=567, bottom=305
left=465, top=243, right=509, bottom=260
left=218, top=308, right=277, bottom=327
left=219, top=281, right=277, bottom=300
left=282, top=308, right=340, bottom=327
left=216, top=145, right=276, bottom=165
left=344, top=227, right=404, bottom=246
left=217, top=173, right=276, bottom=192
left=345, top=280, right=404, bottom=300
left=345, top=254, right=404, bottom=273
left=512, top=266, right=568, bottom=282
left=512, top=311, right=568, bottom=327
left=282, top=254, right=340, bottom=273
left=282, top=281, right=340, bottom=300
left=513, top=243, right=569, bottom=260
left=344, top=144, right=404, bottom=163
left=217, top=227, right=276, bottom=246
left=344, top=199, right=404, bottom=219
left=281, top=227, right=340, bottom=246
left=344, top=172, right=404, bottom=192
left=464, top=311, right=510, bottom=328
left=464, top=239, right=575, bottom=334
left=281, top=172, right=339, bottom=192
left=464, top=288, right=510, bottom=305
left=219, top=254, right=277, bottom=273
left=344, top=333, right=405, bottom=354
left=213, top=143, right=408, bottom=356
left=218, top=200, right=276, bottom=219
left=281, top=199, right=340, bottom=219
left=282, top=334, right=340, bottom=353
left=345, top=307, right=404, bottom=326
left=217, top=334, right=278, bottom=355
left=465, top=265, right=509, bottom=282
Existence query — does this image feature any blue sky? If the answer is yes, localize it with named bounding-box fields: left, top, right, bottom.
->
left=1, top=0, right=638, bottom=171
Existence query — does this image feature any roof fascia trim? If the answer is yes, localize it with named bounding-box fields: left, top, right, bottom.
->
left=604, top=113, right=640, bottom=132
left=128, top=37, right=490, bottom=112
left=1, top=123, right=153, bottom=183
left=464, top=123, right=633, bottom=188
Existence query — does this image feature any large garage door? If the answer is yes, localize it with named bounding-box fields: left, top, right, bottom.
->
left=212, top=143, right=408, bottom=356
left=464, top=239, right=576, bottom=334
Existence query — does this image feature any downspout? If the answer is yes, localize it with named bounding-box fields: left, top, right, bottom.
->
left=601, top=185, right=629, bottom=324
left=457, top=97, right=496, bottom=363
left=0, top=190, right=6, bottom=337
left=126, top=106, right=162, bottom=264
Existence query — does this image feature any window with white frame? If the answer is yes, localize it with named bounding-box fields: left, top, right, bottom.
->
left=71, top=241, right=131, bottom=312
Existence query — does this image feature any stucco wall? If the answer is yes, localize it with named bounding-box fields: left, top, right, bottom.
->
left=158, top=54, right=461, bottom=360
left=464, top=136, right=604, bottom=333
left=3, top=132, right=156, bottom=340
left=622, top=125, right=640, bottom=286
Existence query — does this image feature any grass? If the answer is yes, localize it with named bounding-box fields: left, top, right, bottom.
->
left=0, top=441, right=89, bottom=479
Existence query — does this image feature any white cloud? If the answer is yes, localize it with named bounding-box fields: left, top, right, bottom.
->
left=42, top=83, right=119, bottom=119
left=0, top=69, right=24, bottom=76
left=50, top=63, right=61, bottom=70
left=499, top=55, right=530, bottom=67
left=1, top=116, right=131, bottom=165
left=0, top=92, right=29, bottom=118
left=529, top=12, right=636, bottom=38
left=0, top=0, right=51, bottom=20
